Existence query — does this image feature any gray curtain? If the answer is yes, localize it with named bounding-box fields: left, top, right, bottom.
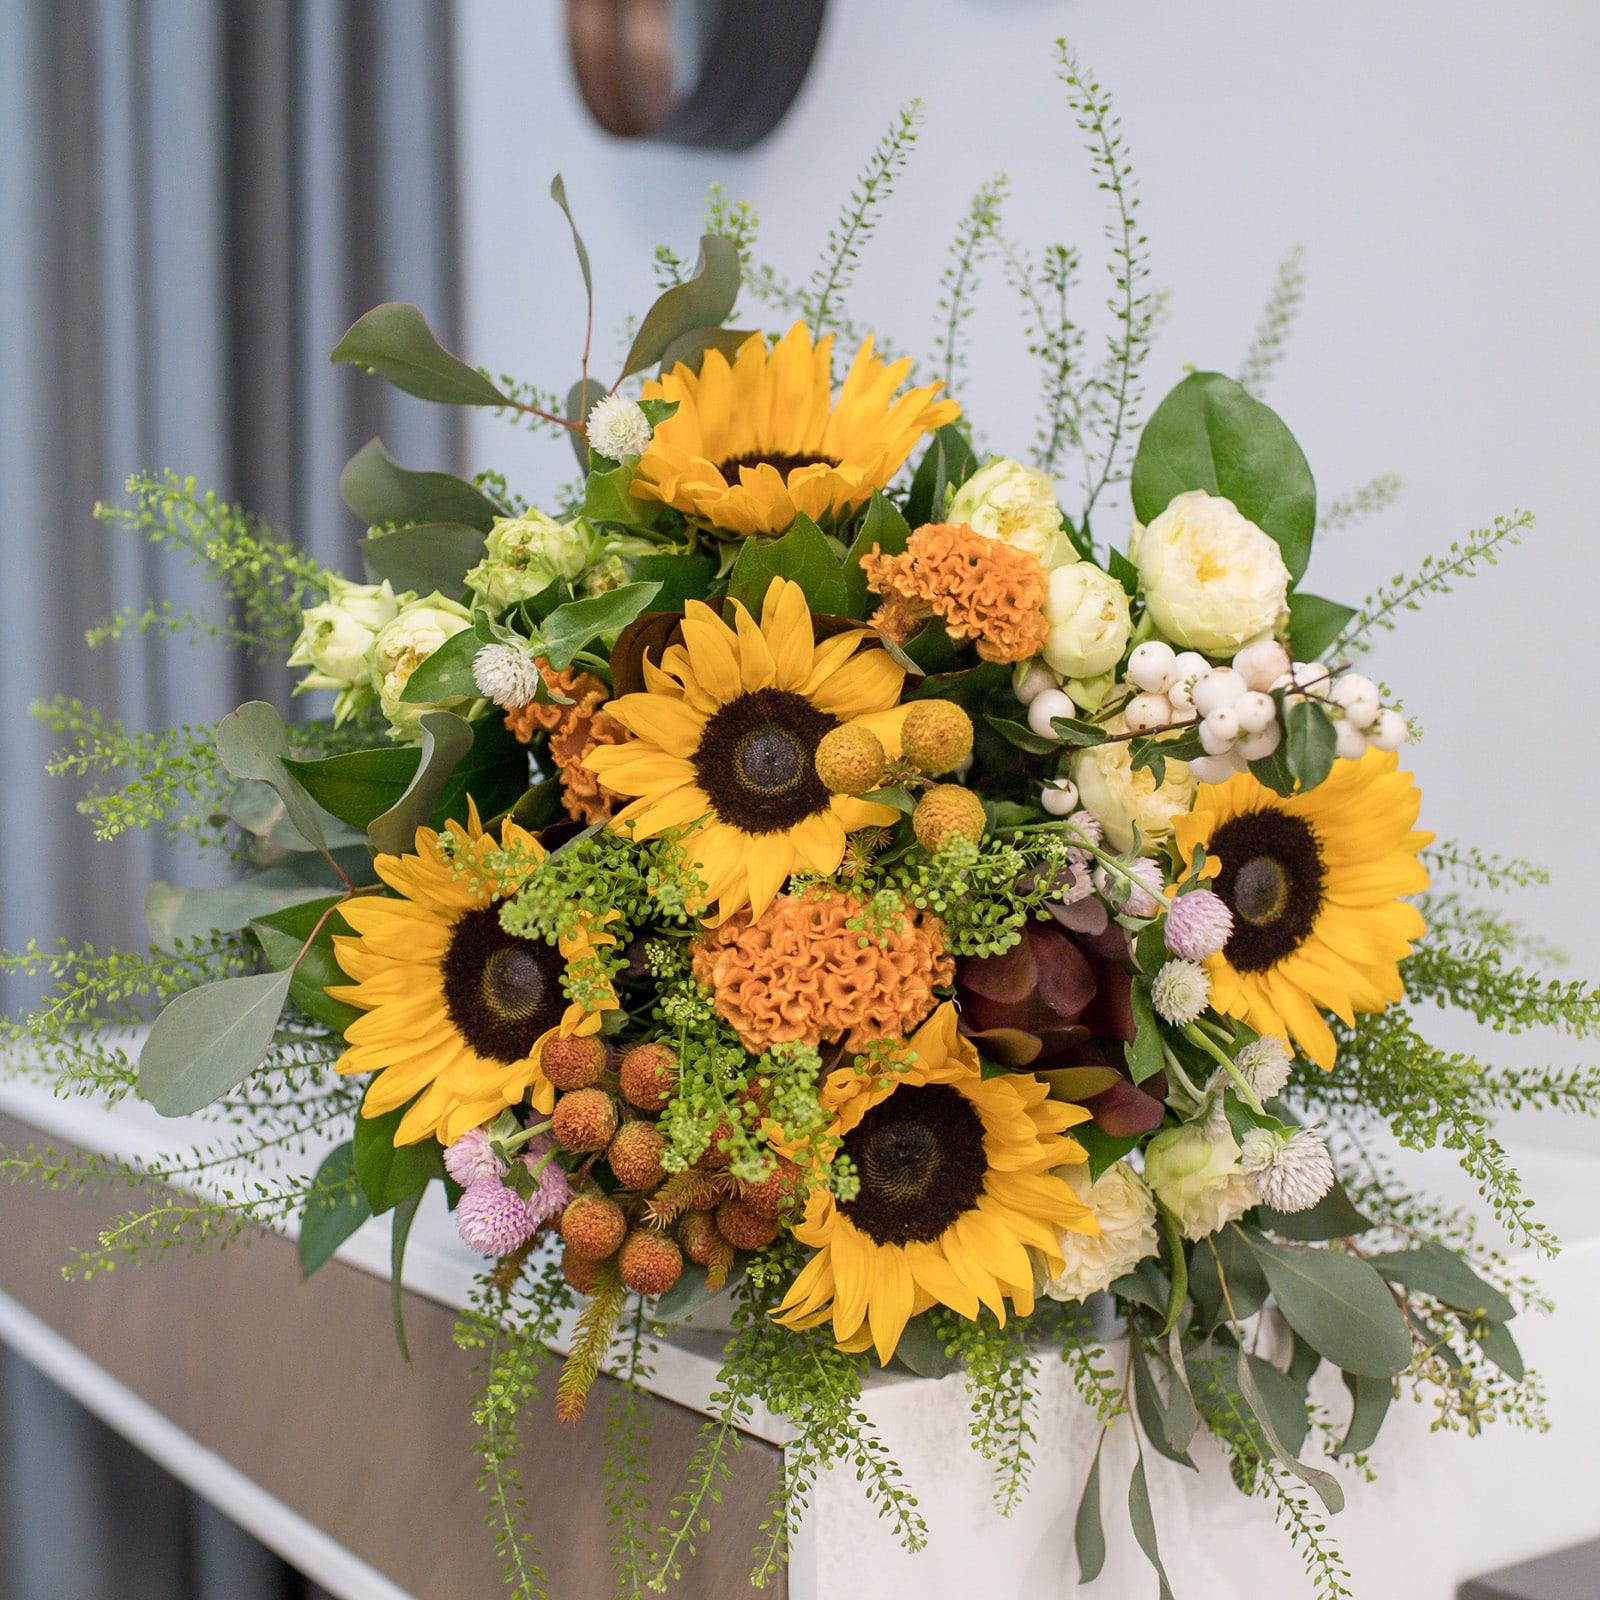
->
left=0, top=1, right=461, bottom=1595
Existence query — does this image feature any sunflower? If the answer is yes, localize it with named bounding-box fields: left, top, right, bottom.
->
left=586, top=578, right=911, bottom=923
left=329, top=809, right=617, bottom=1146
left=630, top=322, right=960, bottom=537
left=774, top=1003, right=1098, bottom=1364
left=1172, top=748, right=1431, bottom=1070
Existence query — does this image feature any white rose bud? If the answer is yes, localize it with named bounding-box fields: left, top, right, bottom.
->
left=367, top=591, right=479, bottom=739
left=947, top=456, right=1066, bottom=564
left=1143, top=1117, right=1257, bottom=1241
left=1042, top=562, right=1132, bottom=679
left=1044, top=1162, right=1160, bottom=1303
left=1071, top=715, right=1196, bottom=853
left=464, top=510, right=596, bottom=613
left=287, top=576, right=409, bottom=725
left=1131, top=490, right=1290, bottom=654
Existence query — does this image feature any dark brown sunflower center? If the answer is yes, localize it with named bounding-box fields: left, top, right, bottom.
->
left=1210, top=809, right=1325, bottom=972
left=838, top=1083, right=987, bottom=1245
left=441, top=905, right=566, bottom=1063
left=691, top=686, right=837, bottom=834
left=716, top=449, right=839, bottom=481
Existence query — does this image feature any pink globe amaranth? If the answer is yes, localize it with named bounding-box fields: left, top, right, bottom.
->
left=455, top=1179, right=540, bottom=1256
left=1164, top=888, right=1234, bottom=962
left=522, top=1134, right=573, bottom=1227
left=443, top=1126, right=507, bottom=1188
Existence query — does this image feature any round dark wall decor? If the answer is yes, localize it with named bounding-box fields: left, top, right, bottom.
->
left=567, top=0, right=827, bottom=151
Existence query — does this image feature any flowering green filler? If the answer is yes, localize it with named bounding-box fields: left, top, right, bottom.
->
left=6, top=40, right=1597, bottom=1600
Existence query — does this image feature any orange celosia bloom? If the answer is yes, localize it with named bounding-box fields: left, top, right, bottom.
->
left=691, top=887, right=953, bottom=1055
left=505, top=661, right=626, bottom=825
left=859, top=522, right=1049, bottom=664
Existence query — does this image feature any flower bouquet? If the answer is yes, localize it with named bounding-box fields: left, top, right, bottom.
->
left=8, top=44, right=1597, bottom=1600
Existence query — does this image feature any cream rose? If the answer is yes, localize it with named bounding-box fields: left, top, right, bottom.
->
left=1130, top=489, right=1290, bottom=654
left=287, top=576, right=409, bottom=725
left=1143, top=1117, right=1257, bottom=1242
left=1042, top=561, right=1132, bottom=679
left=465, top=510, right=595, bottom=612
left=367, top=591, right=479, bottom=738
left=946, top=457, right=1065, bottom=564
left=1070, top=716, right=1195, bottom=854
left=1044, top=1161, right=1159, bottom=1302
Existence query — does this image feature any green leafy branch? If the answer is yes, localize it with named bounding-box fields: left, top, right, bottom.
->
left=1237, top=244, right=1307, bottom=395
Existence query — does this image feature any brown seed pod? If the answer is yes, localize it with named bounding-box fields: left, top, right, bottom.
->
left=541, top=1034, right=607, bottom=1092
left=551, top=1087, right=618, bottom=1153
left=618, top=1042, right=679, bottom=1112
left=618, top=1230, right=684, bottom=1297
left=561, top=1245, right=601, bottom=1293
left=560, top=1192, right=627, bottom=1261
left=606, top=1120, right=667, bottom=1191
left=676, top=1209, right=720, bottom=1267
left=739, top=1157, right=804, bottom=1220
left=716, top=1198, right=779, bottom=1252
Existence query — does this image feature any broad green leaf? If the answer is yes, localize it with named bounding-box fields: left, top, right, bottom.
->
left=1106, top=545, right=1139, bottom=594
left=1125, top=983, right=1166, bottom=1085
left=1189, top=1224, right=1269, bottom=1330
left=145, top=871, right=336, bottom=952
left=331, top=302, right=507, bottom=406
left=399, top=626, right=484, bottom=705
left=582, top=461, right=662, bottom=533
left=891, top=1315, right=958, bottom=1378
left=1260, top=1177, right=1372, bottom=1241
left=1365, top=1244, right=1516, bottom=1322
left=353, top=1096, right=444, bottom=1215
left=223, top=779, right=367, bottom=855
left=250, top=895, right=361, bottom=1034
left=1476, top=1321, right=1525, bottom=1381
left=1283, top=698, right=1338, bottom=791
left=339, top=438, right=501, bottom=531
left=905, top=423, right=976, bottom=527
left=1130, top=1342, right=1197, bottom=1469
left=298, top=1143, right=370, bottom=1276
left=843, top=493, right=912, bottom=616
left=620, top=234, right=741, bottom=379
left=1237, top=1347, right=1343, bottom=1512
left=359, top=522, right=486, bottom=601
left=1131, top=371, right=1317, bottom=583
left=391, top=1183, right=425, bottom=1362
left=539, top=582, right=663, bottom=670
left=1288, top=591, right=1356, bottom=661
left=368, top=711, right=474, bottom=856
left=1243, top=1234, right=1413, bottom=1376
left=1076, top=1123, right=1145, bottom=1181
left=139, top=969, right=294, bottom=1116
left=1110, top=1256, right=1169, bottom=1314
left=726, top=514, right=849, bottom=617
left=651, top=1258, right=750, bottom=1327
left=658, top=325, right=753, bottom=373
left=1243, top=1352, right=1311, bottom=1457
left=626, top=552, right=715, bottom=610
left=215, top=701, right=327, bottom=854
left=1338, top=1370, right=1392, bottom=1455
left=1127, top=1458, right=1175, bottom=1600
left=1074, top=1437, right=1106, bottom=1583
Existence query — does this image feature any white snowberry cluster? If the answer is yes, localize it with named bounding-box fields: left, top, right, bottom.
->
left=1123, top=638, right=1407, bottom=784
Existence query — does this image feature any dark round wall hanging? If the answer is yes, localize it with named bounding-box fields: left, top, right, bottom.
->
left=567, top=0, right=827, bottom=151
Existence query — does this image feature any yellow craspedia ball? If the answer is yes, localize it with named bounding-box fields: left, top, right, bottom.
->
left=913, top=784, right=987, bottom=851
left=814, top=723, right=888, bottom=795
left=901, top=699, right=974, bottom=776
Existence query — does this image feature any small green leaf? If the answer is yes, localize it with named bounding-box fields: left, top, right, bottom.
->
left=367, top=710, right=475, bottom=856
left=1048, top=715, right=1109, bottom=747
left=1074, top=1435, right=1106, bottom=1583
left=1127, top=1458, right=1175, bottom=1600
left=727, top=514, right=849, bottom=616
left=1288, top=591, right=1356, bottom=661
left=843, top=493, right=912, bottom=616
left=539, top=582, right=663, bottom=670
left=1338, top=1370, right=1392, bottom=1455
left=905, top=423, right=976, bottom=527
left=359, top=523, right=486, bottom=601
left=620, top=235, right=741, bottom=379
left=1110, top=1256, right=1169, bottom=1314
left=353, top=1097, right=444, bottom=1215
left=1077, top=1123, right=1145, bottom=1181
left=298, top=1143, right=370, bottom=1276
left=1364, top=1244, right=1516, bottom=1323
left=1125, top=983, right=1166, bottom=1085
left=891, top=1315, right=959, bottom=1378
left=339, top=438, right=502, bottom=531
left=250, top=895, right=361, bottom=1034
left=548, top=174, right=593, bottom=312
left=625, top=552, right=714, bottom=610
left=399, top=626, right=486, bottom=704
left=391, top=1183, right=425, bottom=1362
left=983, top=714, right=1058, bottom=756
left=1283, top=698, right=1338, bottom=791
left=215, top=701, right=328, bottom=855
left=139, top=969, right=295, bottom=1116
left=332, top=302, right=507, bottom=407
left=582, top=461, right=662, bottom=533
left=1242, top=1233, right=1413, bottom=1377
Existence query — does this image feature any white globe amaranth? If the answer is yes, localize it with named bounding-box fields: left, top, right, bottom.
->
left=946, top=456, right=1066, bottom=564
left=287, top=576, right=409, bottom=724
left=586, top=393, right=652, bottom=460
left=368, top=591, right=480, bottom=738
left=1151, top=958, right=1211, bottom=1026
left=473, top=642, right=543, bottom=710
left=465, top=510, right=596, bottom=612
left=1231, top=1035, right=1294, bottom=1101
left=1041, top=560, right=1132, bottom=679
left=1143, top=1117, right=1257, bottom=1241
left=1130, top=489, right=1291, bottom=654
left=1240, top=1125, right=1335, bottom=1213
left=1044, top=1161, right=1159, bottom=1302
left=1070, top=716, right=1196, bottom=854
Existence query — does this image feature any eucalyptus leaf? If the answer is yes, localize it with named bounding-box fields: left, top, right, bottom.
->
left=1365, top=1244, right=1516, bottom=1322
left=1154, top=1198, right=1188, bottom=1335
left=727, top=514, right=849, bottom=617
left=339, top=438, right=501, bottom=531
left=565, top=378, right=606, bottom=470
left=298, top=1143, right=370, bottom=1276
left=367, top=711, right=474, bottom=856
left=138, top=969, right=294, bottom=1116
left=1110, top=1257, right=1169, bottom=1314
left=1236, top=1347, right=1343, bottom=1512
left=1130, top=1342, right=1197, bottom=1469
left=658, top=325, right=753, bottom=373
left=1074, top=1438, right=1106, bottom=1583
left=620, top=234, right=741, bottom=379
left=359, top=523, right=486, bottom=602
left=539, top=582, right=663, bottom=670
left=1476, top=1320, right=1525, bottom=1381
left=1259, top=1178, right=1372, bottom=1241
left=332, top=302, right=507, bottom=407
left=1243, top=1234, right=1412, bottom=1377
left=1131, top=371, right=1317, bottom=583
left=215, top=701, right=327, bottom=855
left=250, top=895, right=361, bottom=1033
left=651, top=1258, right=750, bottom=1326
left=891, top=1315, right=958, bottom=1378
left=1338, top=1370, right=1392, bottom=1456
left=1127, top=1458, right=1175, bottom=1600
left=144, top=872, right=336, bottom=952
left=391, top=1183, right=425, bottom=1362
left=1189, top=1224, right=1269, bottom=1330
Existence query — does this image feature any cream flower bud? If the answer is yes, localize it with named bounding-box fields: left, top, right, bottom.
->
left=1143, top=1118, right=1257, bottom=1241
left=368, top=591, right=478, bottom=738
left=464, top=510, right=595, bottom=613
left=288, top=577, right=408, bottom=723
left=1131, top=491, right=1291, bottom=654
left=1042, top=561, right=1132, bottom=679
left=946, top=456, right=1065, bottom=564
left=1044, top=1162, right=1159, bottom=1303
left=1071, top=716, right=1196, bottom=854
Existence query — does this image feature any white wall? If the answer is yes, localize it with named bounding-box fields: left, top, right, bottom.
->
left=456, top=1, right=1600, bottom=1115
